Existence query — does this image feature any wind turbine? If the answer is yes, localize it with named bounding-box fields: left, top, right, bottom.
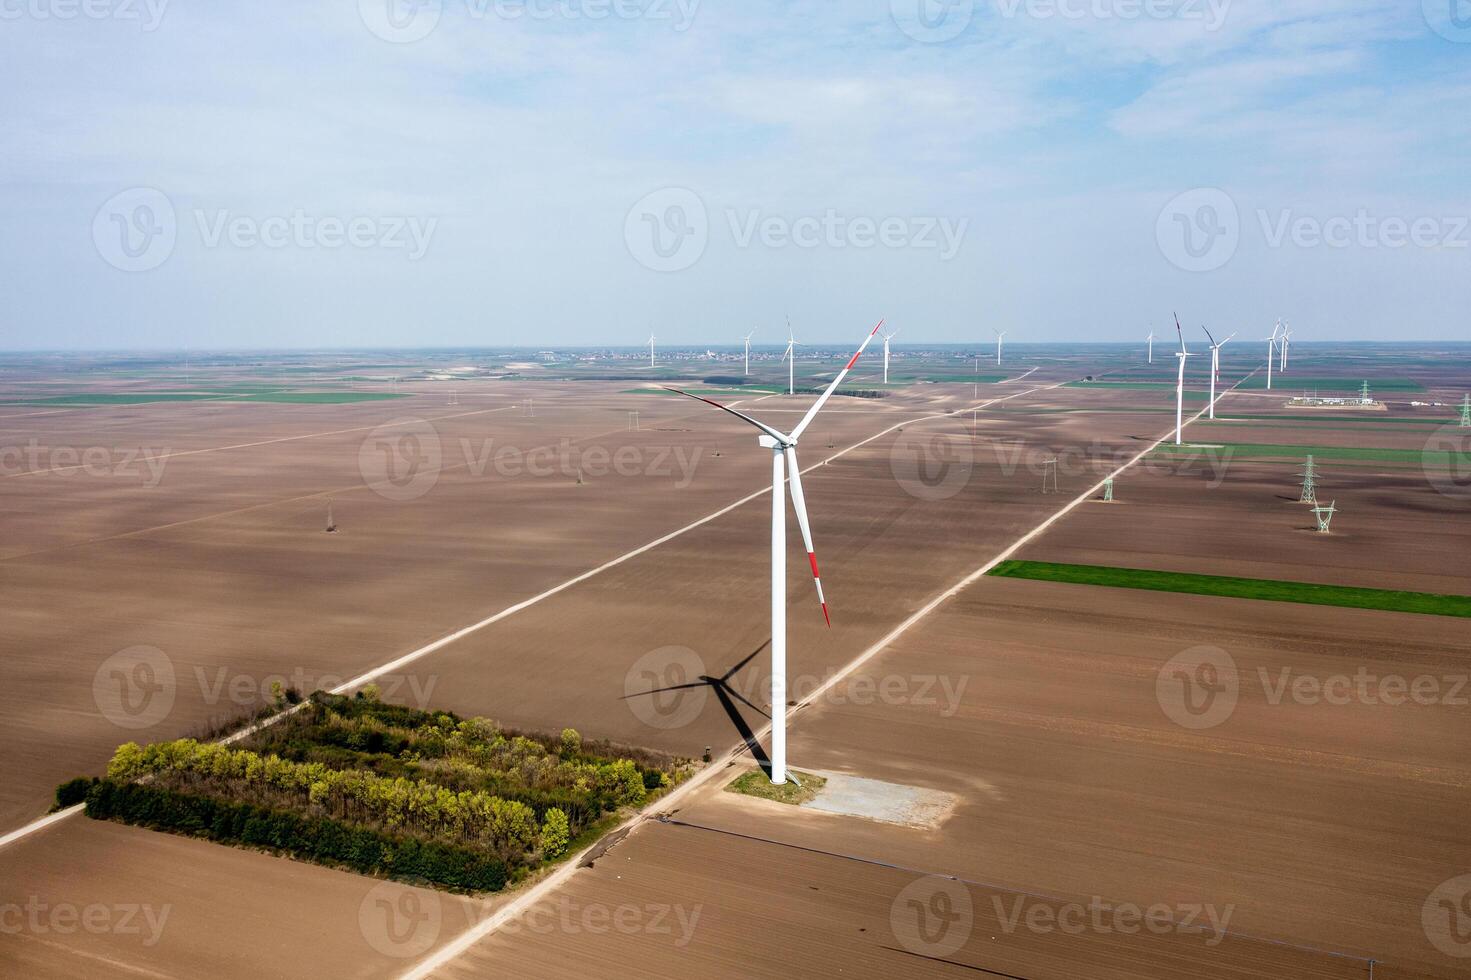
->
left=781, top=319, right=800, bottom=395
left=881, top=327, right=900, bottom=384
left=743, top=329, right=756, bottom=377
left=648, top=333, right=657, bottom=368
left=1279, top=323, right=1291, bottom=373
left=994, top=328, right=1007, bottom=367
left=664, top=320, right=884, bottom=785
left=1202, top=327, right=1236, bottom=420
left=1172, top=314, right=1200, bottom=445
left=1264, top=321, right=1280, bottom=390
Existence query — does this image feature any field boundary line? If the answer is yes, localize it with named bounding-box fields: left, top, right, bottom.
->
left=0, top=383, right=1054, bottom=852
left=395, top=377, right=1237, bottom=980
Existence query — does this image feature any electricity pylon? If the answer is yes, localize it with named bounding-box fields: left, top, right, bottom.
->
left=1299, top=455, right=1318, bottom=503
left=1041, top=457, right=1059, bottom=494
left=1313, top=499, right=1338, bottom=533
left=1102, top=477, right=1114, bottom=502
left=1460, top=394, right=1470, bottom=427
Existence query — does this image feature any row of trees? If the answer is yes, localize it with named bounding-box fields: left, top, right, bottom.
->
left=107, top=739, right=555, bottom=861
left=84, top=779, right=511, bottom=892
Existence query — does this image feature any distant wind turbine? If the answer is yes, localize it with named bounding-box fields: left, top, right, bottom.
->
left=1147, top=330, right=1157, bottom=365
left=781, top=319, right=801, bottom=395
left=1173, top=314, right=1200, bottom=445
left=1264, top=321, right=1280, bottom=390
left=743, top=329, right=756, bottom=377
left=881, top=326, right=900, bottom=384
left=1202, top=327, right=1236, bottom=420
left=647, top=333, right=657, bottom=368
left=663, top=320, right=885, bottom=785
left=994, top=328, right=1007, bottom=367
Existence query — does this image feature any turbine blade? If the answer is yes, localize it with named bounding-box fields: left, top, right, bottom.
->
left=718, top=682, right=772, bottom=719
left=784, top=446, right=830, bottom=626
left=721, top=643, right=768, bottom=683
left=789, top=319, right=884, bottom=441
left=661, top=386, right=789, bottom=444
left=1202, top=325, right=1217, bottom=347
left=618, top=681, right=707, bottom=700
left=1174, top=313, right=1188, bottom=353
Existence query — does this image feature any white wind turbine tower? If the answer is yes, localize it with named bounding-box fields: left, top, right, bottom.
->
left=994, top=328, right=1007, bottom=366
left=1279, top=322, right=1291, bottom=373
left=665, top=320, right=884, bottom=785
left=1147, top=329, right=1157, bottom=365
left=781, top=320, right=800, bottom=395
left=743, top=329, right=756, bottom=377
left=1202, top=327, right=1236, bottom=420
left=881, top=326, right=900, bottom=384
left=1264, top=321, right=1280, bottom=390
left=647, top=333, right=657, bottom=368
left=1172, top=314, right=1200, bottom=445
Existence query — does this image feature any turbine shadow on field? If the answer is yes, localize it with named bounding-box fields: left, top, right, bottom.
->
left=622, top=643, right=775, bottom=776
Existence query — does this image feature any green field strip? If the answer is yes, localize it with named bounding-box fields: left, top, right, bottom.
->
left=1234, top=376, right=1425, bottom=391
left=1150, top=442, right=1471, bottom=466
left=988, top=561, right=1471, bottom=618
left=232, top=391, right=410, bottom=403
left=1212, top=414, right=1452, bottom=427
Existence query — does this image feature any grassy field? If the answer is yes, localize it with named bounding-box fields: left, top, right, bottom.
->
left=989, top=560, right=1471, bottom=617
left=1151, top=442, right=1471, bottom=466
left=1234, top=376, right=1425, bottom=391
left=1211, top=414, right=1453, bottom=427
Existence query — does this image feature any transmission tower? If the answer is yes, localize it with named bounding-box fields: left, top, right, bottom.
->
left=1041, top=457, right=1059, bottom=494
left=1312, top=499, right=1337, bottom=533
left=1299, top=455, right=1318, bottom=503
left=1460, top=394, right=1470, bottom=428
left=1360, top=380, right=1371, bottom=404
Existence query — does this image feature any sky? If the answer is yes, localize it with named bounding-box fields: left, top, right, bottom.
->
left=0, top=0, right=1468, bottom=349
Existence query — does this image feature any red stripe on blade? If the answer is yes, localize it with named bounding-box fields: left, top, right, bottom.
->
left=808, top=553, right=820, bottom=578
